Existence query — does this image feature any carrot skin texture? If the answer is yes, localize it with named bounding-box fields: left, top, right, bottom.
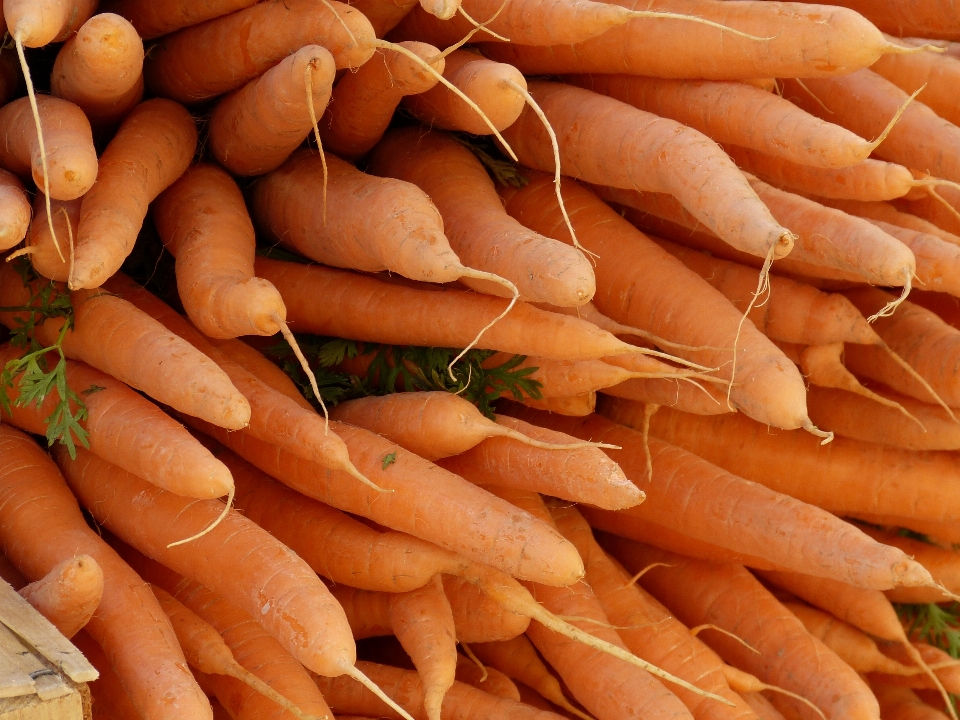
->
left=0, top=95, right=98, bottom=201
left=19, top=555, right=103, bottom=638
left=144, top=0, right=376, bottom=103
left=56, top=446, right=357, bottom=678
left=0, top=426, right=211, bottom=720
left=0, top=169, right=30, bottom=251
left=254, top=256, right=635, bottom=361
left=72, top=630, right=143, bottom=720
left=208, top=45, right=336, bottom=176
left=70, top=99, right=197, bottom=290
left=98, top=0, right=260, bottom=39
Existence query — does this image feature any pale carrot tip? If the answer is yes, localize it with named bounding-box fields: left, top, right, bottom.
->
left=802, top=420, right=833, bottom=445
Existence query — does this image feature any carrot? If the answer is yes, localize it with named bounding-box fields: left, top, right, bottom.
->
left=454, top=653, right=521, bottom=702
left=0, top=95, right=98, bottom=201
left=436, top=411, right=641, bottom=510
left=251, top=152, right=514, bottom=299
left=895, top=187, right=960, bottom=237
left=810, top=1, right=960, bottom=42
left=521, top=393, right=597, bottom=416
left=72, top=630, right=144, bottom=720
left=872, top=48, right=960, bottom=129
left=151, top=585, right=329, bottom=720
left=822, top=198, right=960, bottom=247
left=320, top=42, right=444, bottom=160
left=644, top=404, right=960, bottom=535
left=314, top=660, right=569, bottom=720
left=442, top=575, right=532, bottom=643
left=604, top=536, right=879, bottom=720
left=124, top=547, right=335, bottom=720
left=501, top=82, right=794, bottom=263
left=3, top=0, right=98, bottom=46
left=208, top=46, right=335, bottom=176
left=480, top=0, right=913, bottom=78
left=0, top=169, right=30, bottom=252
left=864, top=220, right=960, bottom=297
left=553, top=502, right=755, bottom=720
left=873, top=643, right=960, bottom=695
left=567, top=75, right=878, bottom=169
left=98, top=0, right=260, bottom=39
left=857, top=527, right=960, bottom=604
left=144, top=0, right=376, bottom=103
left=870, top=683, right=951, bottom=720
left=740, top=692, right=786, bottom=720
left=56, top=445, right=358, bottom=681
left=500, top=172, right=812, bottom=431
left=18, top=555, right=103, bottom=639
left=0, top=425, right=210, bottom=720
left=329, top=392, right=616, bottom=461
left=212, top=338, right=312, bottom=411
left=23, top=192, right=76, bottom=281
left=0, top=267, right=252, bottom=447
left=368, top=127, right=595, bottom=307
left=50, top=13, right=145, bottom=128
left=602, top=377, right=732, bottom=416
left=253, top=257, right=636, bottom=361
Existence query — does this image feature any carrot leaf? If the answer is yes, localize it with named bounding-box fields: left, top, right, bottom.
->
left=897, top=602, right=960, bottom=659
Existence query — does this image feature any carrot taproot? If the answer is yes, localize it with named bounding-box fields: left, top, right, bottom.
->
left=144, top=0, right=375, bottom=103
left=857, top=527, right=960, bottom=604
left=50, top=13, right=145, bottom=128
left=0, top=95, right=98, bottom=201
left=72, top=630, right=143, bottom=720
left=479, top=0, right=912, bottom=78
left=314, top=660, right=569, bottom=720
left=553, top=502, right=755, bottom=720
left=251, top=151, right=515, bottom=297
left=0, top=266, right=252, bottom=449
left=368, top=127, right=595, bottom=307
left=98, top=0, right=260, bottom=40
left=644, top=404, right=960, bottom=535
left=329, top=392, right=616, bottom=461
left=56, top=445, right=357, bottom=680
left=253, top=256, right=636, bottom=361
left=0, top=169, right=30, bottom=252
left=454, top=653, right=522, bottom=702
left=500, top=172, right=812, bottom=431
left=208, top=46, right=335, bottom=176
left=500, top=82, right=794, bottom=263
left=0, top=425, right=210, bottom=720
left=870, top=683, right=951, bottom=720
left=872, top=48, right=960, bottom=129
left=604, top=536, right=878, bottom=720
left=320, top=42, right=443, bottom=160
left=442, top=575, right=531, bottom=643
left=567, top=75, right=877, bottom=170
left=152, top=163, right=289, bottom=338
left=212, top=339, right=312, bottom=411
left=18, top=555, right=103, bottom=639
left=435, top=411, right=641, bottom=510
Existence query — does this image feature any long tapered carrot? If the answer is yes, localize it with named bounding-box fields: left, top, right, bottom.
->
left=18, top=555, right=103, bottom=639
left=605, top=536, right=880, bottom=720
left=500, top=172, right=812, bottom=431
left=144, top=0, right=375, bottom=103
left=208, top=45, right=336, bottom=176
left=368, top=127, right=595, bottom=307
left=98, top=0, right=260, bottom=39
left=254, top=257, right=636, bottom=360
left=69, top=99, right=197, bottom=290
left=0, top=425, right=210, bottom=720
left=50, top=13, right=145, bottom=128
left=321, top=42, right=443, bottom=161
left=858, top=527, right=960, bottom=604
left=0, top=169, right=30, bottom=252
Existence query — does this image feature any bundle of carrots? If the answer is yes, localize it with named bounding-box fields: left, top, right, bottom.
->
left=5, top=1, right=960, bottom=720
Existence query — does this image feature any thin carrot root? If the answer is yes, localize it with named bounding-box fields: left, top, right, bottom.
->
left=802, top=420, right=834, bottom=445
left=275, top=315, right=330, bottom=427
left=304, top=63, right=330, bottom=226
left=878, top=341, right=958, bottom=424
left=340, top=662, right=417, bottom=720
left=455, top=4, right=509, bottom=42
left=14, top=36, right=61, bottom=262
left=689, top=624, right=761, bottom=654
left=460, top=644, right=488, bottom=682
left=888, top=43, right=947, bottom=55
left=753, top=682, right=827, bottom=720
left=229, top=661, right=328, bottom=720
left=503, top=79, right=592, bottom=261
left=63, top=205, right=76, bottom=290
left=641, top=403, right=658, bottom=481
left=491, top=423, right=620, bottom=451
left=865, top=86, right=925, bottom=155
left=556, top=614, right=654, bottom=631
left=5, top=246, right=36, bottom=261
left=167, top=488, right=236, bottom=549
left=866, top=271, right=912, bottom=323
left=370, top=40, right=519, bottom=161
left=446, top=269, right=520, bottom=380
left=680, top=376, right=723, bottom=404
left=618, top=10, right=776, bottom=41
left=620, top=562, right=672, bottom=590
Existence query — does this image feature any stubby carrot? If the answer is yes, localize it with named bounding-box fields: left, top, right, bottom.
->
left=0, top=168, right=30, bottom=251
left=3, top=0, right=98, bottom=46
left=19, top=555, right=103, bottom=639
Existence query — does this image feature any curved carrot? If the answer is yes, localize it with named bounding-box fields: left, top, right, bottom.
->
left=0, top=168, right=30, bottom=252
left=208, top=45, right=336, bottom=176
left=98, top=0, right=260, bottom=39
left=19, top=555, right=103, bottom=639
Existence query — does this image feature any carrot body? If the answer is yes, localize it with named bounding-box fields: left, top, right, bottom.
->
left=0, top=95, right=98, bottom=201
left=895, top=188, right=960, bottom=237
left=369, top=128, right=595, bottom=306
left=799, top=0, right=960, bottom=42
left=605, top=536, right=880, bottom=720
left=500, top=173, right=810, bottom=429
left=568, top=75, right=874, bottom=169
left=320, top=41, right=442, bottom=160
left=98, top=0, right=260, bottom=39
left=70, top=99, right=197, bottom=290
left=858, top=527, right=960, bottom=604
left=479, top=0, right=903, bottom=77
left=153, top=163, right=287, bottom=338
left=254, top=256, right=635, bottom=360
left=24, top=192, right=77, bottom=281
left=144, top=0, right=375, bottom=103
left=740, top=692, right=785, bottom=720
left=0, top=169, right=30, bottom=251
left=871, top=684, right=951, bottom=720
left=822, top=198, right=960, bottom=247
left=4, top=0, right=98, bottom=46
left=454, top=654, right=521, bottom=701
left=213, top=339, right=311, bottom=410
left=208, top=46, right=336, bottom=176
left=400, top=50, right=525, bottom=135
left=0, top=426, right=210, bottom=720
left=73, top=631, right=146, bottom=720
left=601, top=377, right=732, bottom=416
left=501, top=82, right=793, bottom=262
left=51, top=13, right=145, bottom=127
left=19, top=555, right=103, bottom=639
left=521, top=393, right=596, bottom=416
left=443, top=574, right=532, bottom=643
left=872, top=50, right=960, bottom=128
left=866, top=220, right=960, bottom=297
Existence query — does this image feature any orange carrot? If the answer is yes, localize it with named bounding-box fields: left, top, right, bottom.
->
left=213, top=338, right=312, bottom=411
left=813, top=1, right=960, bottom=41
left=602, top=377, right=732, bottom=416
left=454, top=654, right=521, bottom=702
left=50, top=13, right=145, bottom=127
left=872, top=47, right=960, bottom=129
left=3, top=0, right=98, bottom=46
left=0, top=169, right=30, bottom=251
left=821, top=198, right=960, bottom=247
left=857, top=527, right=960, bottom=604
left=443, top=575, right=532, bottom=643
left=895, top=187, right=960, bottom=239
left=520, top=393, right=597, bottom=416
left=18, top=555, right=103, bottom=639
left=870, top=683, right=951, bottom=720
left=873, top=643, right=960, bottom=695
left=72, top=630, right=144, bottom=720
left=865, top=220, right=960, bottom=297
left=98, top=0, right=260, bottom=39
left=208, top=46, right=335, bottom=176
left=740, top=692, right=785, bottom=720
left=23, top=192, right=77, bottom=281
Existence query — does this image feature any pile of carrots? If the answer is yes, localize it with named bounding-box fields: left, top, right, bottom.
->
left=5, top=1, right=960, bottom=720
